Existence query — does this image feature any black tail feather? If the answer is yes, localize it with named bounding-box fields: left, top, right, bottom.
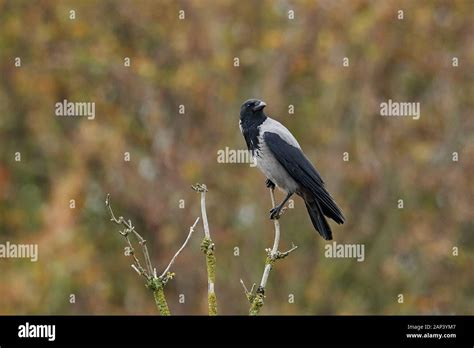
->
left=314, top=187, right=345, bottom=224
left=304, top=199, right=333, bottom=240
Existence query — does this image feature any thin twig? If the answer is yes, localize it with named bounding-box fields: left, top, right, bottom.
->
left=240, top=279, right=257, bottom=302
left=160, top=217, right=200, bottom=278
left=269, top=189, right=280, bottom=258
left=131, top=264, right=141, bottom=275
left=105, top=194, right=153, bottom=277
left=277, top=244, right=299, bottom=259
left=240, top=279, right=249, bottom=294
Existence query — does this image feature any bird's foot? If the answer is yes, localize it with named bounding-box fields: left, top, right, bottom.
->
left=265, top=179, right=275, bottom=190
left=269, top=206, right=286, bottom=220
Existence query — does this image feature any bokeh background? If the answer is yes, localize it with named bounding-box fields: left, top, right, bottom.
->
left=0, top=0, right=473, bottom=315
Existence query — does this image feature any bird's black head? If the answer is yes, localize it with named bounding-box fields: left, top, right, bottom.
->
left=240, top=99, right=267, bottom=121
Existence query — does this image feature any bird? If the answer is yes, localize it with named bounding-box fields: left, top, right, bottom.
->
left=239, top=98, right=345, bottom=240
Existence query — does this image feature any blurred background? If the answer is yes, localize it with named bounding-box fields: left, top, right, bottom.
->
left=0, top=0, right=473, bottom=315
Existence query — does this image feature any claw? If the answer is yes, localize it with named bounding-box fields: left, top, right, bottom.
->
left=265, top=179, right=275, bottom=190
left=269, top=205, right=288, bottom=219
left=269, top=207, right=281, bottom=220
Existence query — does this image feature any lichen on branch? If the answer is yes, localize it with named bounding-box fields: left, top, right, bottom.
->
left=192, top=183, right=218, bottom=315
left=240, top=188, right=298, bottom=315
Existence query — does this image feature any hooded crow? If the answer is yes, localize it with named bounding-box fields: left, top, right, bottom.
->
left=239, top=98, right=345, bottom=240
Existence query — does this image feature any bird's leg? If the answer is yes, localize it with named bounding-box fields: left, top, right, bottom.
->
left=270, top=192, right=293, bottom=220
left=265, top=179, right=275, bottom=190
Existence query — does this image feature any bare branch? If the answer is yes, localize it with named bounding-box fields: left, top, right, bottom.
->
left=160, top=217, right=200, bottom=278
left=106, top=194, right=198, bottom=315
left=259, top=188, right=283, bottom=290
left=192, top=183, right=210, bottom=238
left=240, top=279, right=249, bottom=294
left=193, top=183, right=218, bottom=315
left=269, top=189, right=281, bottom=259
left=106, top=194, right=153, bottom=278
left=276, top=244, right=298, bottom=259
left=131, top=264, right=141, bottom=275
left=244, top=188, right=298, bottom=315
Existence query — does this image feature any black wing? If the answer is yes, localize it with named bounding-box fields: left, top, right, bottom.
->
left=264, top=132, right=345, bottom=224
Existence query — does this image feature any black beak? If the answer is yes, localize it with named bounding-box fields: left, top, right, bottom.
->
left=252, top=101, right=266, bottom=112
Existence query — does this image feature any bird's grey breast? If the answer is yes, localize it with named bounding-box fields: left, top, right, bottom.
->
left=253, top=118, right=300, bottom=193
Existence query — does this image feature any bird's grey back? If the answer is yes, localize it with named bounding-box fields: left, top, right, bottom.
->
left=258, top=117, right=301, bottom=149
